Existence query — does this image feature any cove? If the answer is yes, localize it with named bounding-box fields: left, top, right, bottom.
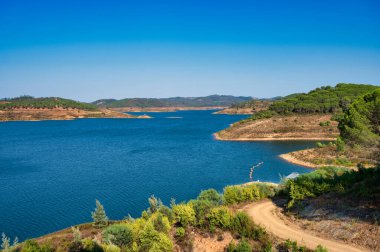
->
left=0, top=110, right=314, bottom=240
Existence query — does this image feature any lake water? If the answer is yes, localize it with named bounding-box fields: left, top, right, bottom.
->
left=0, top=110, right=315, bottom=240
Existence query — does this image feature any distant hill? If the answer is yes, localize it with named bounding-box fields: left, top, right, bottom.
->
left=92, top=95, right=252, bottom=108
left=0, top=96, right=97, bottom=110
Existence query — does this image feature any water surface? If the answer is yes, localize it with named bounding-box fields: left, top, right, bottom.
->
left=0, top=110, right=314, bottom=240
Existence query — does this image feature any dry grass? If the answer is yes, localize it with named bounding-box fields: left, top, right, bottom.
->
left=216, top=114, right=339, bottom=141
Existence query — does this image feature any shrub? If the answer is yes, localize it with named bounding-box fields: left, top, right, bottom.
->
left=172, top=204, right=196, bottom=227
left=230, top=212, right=266, bottom=240
left=102, top=244, right=120, bottom=252
left=152, top=214, right=171, bottom=233
left=103, top=224, right=133, bottom=247
left=139, top=223, right=173, bottom=252
left=175, top=227, right=185, bottom=238
left=226, top=239, right=252, bottom=252
left=315, top=245, right=328, bottom=252
left=81, top=239, right=103, bottom=252
left=21, top=240, right=54, bottom=252
left=223, top=184, right=262, bottom=205
left=206, top=206, right=233, bottom=230
left=197, top=189, right=223, bottom=205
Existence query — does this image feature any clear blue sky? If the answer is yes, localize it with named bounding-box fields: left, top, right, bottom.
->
left=1, top=0, right=379, bottom=101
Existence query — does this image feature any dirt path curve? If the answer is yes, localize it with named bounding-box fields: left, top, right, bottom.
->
left=242, top=200, right=369, bottom=252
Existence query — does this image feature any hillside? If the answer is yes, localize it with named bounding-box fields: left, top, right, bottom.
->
left=92, top=95, right=252, bottom=108
left=280, top=88, right=380, bottom=168
left=214, top=99, right=273, bottom=114
left=0, top=96, right=149, bottom=121
left=215, top=84, right=379, bottom=141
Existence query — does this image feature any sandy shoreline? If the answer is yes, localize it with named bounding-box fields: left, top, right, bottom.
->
left=279, top=153, right=320, bottom=168
left=213, top=133, right=336, bottom=142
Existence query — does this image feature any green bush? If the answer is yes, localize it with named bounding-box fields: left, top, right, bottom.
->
left=175, top=227, right=185, bottom=238
left=21, top=240, right=54, bottom=252
left=206, top=206, right=233, bottom=230
left=102, top=224, right=133, bottom=247
left=197, top=189, right=223, bottom=205
left=81, top=239, right=103, bottom=252
left=172, top=204, right=196, bottom=227
left=224, top=184, right=265, bottom=205
left=230, top=212, right=266, bottom=240
left=226, top=239, right=252, bottom=252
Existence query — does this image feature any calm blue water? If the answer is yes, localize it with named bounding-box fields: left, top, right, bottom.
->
left=0, top=110, right=314, bottom=240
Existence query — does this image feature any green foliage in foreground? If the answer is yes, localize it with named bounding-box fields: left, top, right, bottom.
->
left=10, top=181, right=337, bottom=252
left=279, top=166, right=380, bottom=209
left=0, top=96, right=97, bottom=111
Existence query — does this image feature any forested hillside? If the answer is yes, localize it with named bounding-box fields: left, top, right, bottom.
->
left=269, top=83, right=378, bottom=114
left=0, top=96, right=97, bottom=111
left=92, top=95, right=252, bottom=108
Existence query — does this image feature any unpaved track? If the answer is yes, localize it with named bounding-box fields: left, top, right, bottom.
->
left=243, top=200, right=369, bottom=252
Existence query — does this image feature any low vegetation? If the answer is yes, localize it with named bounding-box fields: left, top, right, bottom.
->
left=277, top=166, right=380, bottom=209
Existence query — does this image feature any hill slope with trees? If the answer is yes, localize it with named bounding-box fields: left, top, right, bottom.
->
left=0, top=96, right=148, bottom=121
left=215, top=83, right=379, bottom=142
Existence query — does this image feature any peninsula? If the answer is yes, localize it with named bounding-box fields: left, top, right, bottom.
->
left=0, top=96, right=150, bottom=121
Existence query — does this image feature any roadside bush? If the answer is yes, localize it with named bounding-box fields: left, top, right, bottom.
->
left=102, top=224, right=133, bottom=247
left=223, top=184, right=262, bottom=205
left=172, top=204, right=196, bottom=227
left=230, top=212, right=266, bottom=240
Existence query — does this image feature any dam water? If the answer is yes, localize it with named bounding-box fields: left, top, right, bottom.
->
left=0, top=110, right=314, bottom=240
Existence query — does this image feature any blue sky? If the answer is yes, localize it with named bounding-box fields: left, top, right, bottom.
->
left=0, top=0, right=379, bottom=101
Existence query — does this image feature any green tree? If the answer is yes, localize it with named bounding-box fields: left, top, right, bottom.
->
left=91, top=200, right=108, bottom=228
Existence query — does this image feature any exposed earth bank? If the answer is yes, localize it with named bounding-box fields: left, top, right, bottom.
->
left=280, top=146, right=378, bottom=169
left=215, top=114, right=339, bottom=141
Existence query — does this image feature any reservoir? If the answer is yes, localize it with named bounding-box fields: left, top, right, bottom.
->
left=0, top=110, right=314, bottom=240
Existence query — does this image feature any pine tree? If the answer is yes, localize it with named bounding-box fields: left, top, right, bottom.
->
left=1, top=233, right=10, bottom=252
left=91, top=199, right=108, bottom=228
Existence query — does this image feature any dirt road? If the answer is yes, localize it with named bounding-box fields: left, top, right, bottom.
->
left=243, top=200, right=369, bottom=252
